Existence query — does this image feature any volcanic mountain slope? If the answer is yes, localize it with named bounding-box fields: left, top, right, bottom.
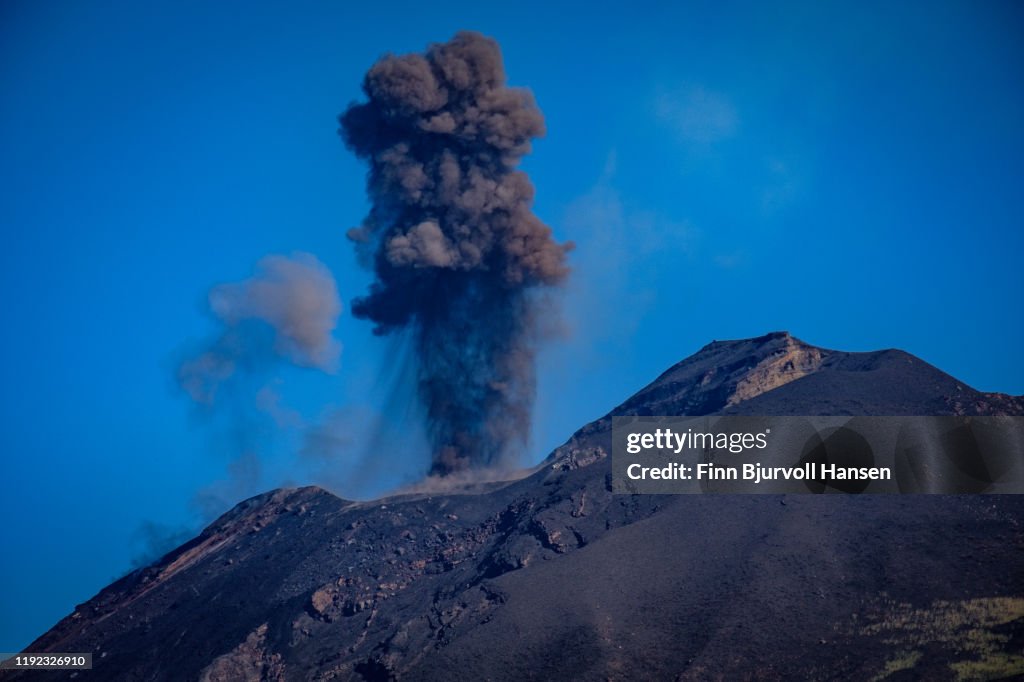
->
left=9, top=332, right=1024, bottom=681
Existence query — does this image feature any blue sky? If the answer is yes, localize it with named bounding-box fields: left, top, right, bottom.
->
left=2, top=0, right=1022, bottom=652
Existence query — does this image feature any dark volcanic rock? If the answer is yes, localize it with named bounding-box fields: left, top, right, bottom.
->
left=7, top=333, right=1024, bottom=681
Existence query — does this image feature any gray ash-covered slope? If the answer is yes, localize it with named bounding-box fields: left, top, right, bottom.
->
left=10, top=332, right=1024, bottom=681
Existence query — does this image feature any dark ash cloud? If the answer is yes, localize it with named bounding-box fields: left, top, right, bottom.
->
left=340, top=31, right=571, bottom=475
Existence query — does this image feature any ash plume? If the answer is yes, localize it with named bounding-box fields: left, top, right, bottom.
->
left=340, top=31, right=571, bottom=475
left=177, top=252, right=342, bottom=405
left=174, top=252, right=342, bottom=516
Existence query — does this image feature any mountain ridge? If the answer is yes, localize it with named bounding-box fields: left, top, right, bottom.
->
left=7, top=333, right=1024, bottom=681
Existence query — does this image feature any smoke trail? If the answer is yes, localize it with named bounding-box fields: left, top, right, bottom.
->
left=175, top=252, right=341, bottom=516
left=340, top=32, right=571, bottom=475
left=128, top=521, right=194, bottom=570
left=177, top=252, right=342, bottom=405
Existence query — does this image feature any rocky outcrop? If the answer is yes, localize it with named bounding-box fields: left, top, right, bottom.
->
left=200, top=624, right=285, bottom=682
left=726, top=335, right=825, bottom=406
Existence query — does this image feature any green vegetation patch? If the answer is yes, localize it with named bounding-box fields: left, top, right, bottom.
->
left=859, top=597, right=1024, bottom=681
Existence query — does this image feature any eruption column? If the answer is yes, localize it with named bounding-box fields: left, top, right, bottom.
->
left=340, top=31, right=571, bottom=474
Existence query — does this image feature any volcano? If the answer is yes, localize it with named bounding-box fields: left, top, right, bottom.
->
left=9, top=332, right=1024, bottom=681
